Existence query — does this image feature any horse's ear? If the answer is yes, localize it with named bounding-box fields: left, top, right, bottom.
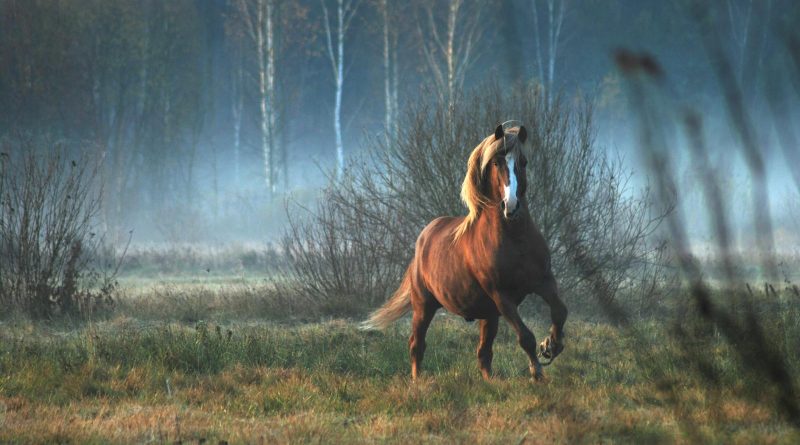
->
left=518, top=126, right=527, bottom=144
left=494, top=124, right=504, bottom=141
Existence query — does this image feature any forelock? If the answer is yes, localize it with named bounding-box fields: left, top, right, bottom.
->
left=478, top=128, right=523, bottom=173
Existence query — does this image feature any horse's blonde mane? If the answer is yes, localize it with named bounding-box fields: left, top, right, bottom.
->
left=452, top=127, right=524, bottom=241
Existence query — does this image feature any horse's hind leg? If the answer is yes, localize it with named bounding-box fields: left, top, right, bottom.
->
left=409, top=300, right=437, bottom=379
left=477, top=315, right=499, bottom=380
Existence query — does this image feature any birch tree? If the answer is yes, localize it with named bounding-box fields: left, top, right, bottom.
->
left=530, top=0, right=567, bottom=106
left=417, top=0, right=483, bottom=108
left=235, top=0, right=278, bottom=196
left=229, top=26, right=245, bottom=186
left=321, top=0, right=361, bottom=178
left=378, top=0, right=400, bottom=145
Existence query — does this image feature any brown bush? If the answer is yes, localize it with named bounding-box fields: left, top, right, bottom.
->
left=0, top=140, right=117, bottom=319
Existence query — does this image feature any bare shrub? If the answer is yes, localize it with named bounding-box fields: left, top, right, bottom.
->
left=283, top=83, right=671, bottom=315
left=0, top=141, right=117, bottom=319
left=282, top=197, right=407, bottom=314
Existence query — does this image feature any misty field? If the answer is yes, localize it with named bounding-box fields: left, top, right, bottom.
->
left=1, top=263, right=799, bottom=444
left=3, top=0, right=800, bottom=443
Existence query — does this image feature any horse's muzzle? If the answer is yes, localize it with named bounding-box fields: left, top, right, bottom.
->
left=501, top=200, right=520, bottom=219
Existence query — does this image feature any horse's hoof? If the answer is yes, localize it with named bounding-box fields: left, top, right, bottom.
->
left=530, top=369, right=546, bottom=382
left=529, top=365, right=545, bottom=382
left=539, top=337, right=553, bottom=359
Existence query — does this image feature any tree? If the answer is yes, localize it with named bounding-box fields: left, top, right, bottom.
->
left=530, top=0, right=567, bottom=106
left=227, top=10, right=247, bottom=186
left=229, top=0, right=313, bottom=193
left=378, top=0, right=400, bottom=145
left=81, top=0, right=150, bottom=233
left=234, top=0, right=278, bottom=196
left=321, top=0, right=361, bottom=178
left=416, top=0, right=484, bottom=108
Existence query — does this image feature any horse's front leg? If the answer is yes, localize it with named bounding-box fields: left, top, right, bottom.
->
left=535, top=278, right=568, bottom=360
left=495, top=296, right=544, bottom=380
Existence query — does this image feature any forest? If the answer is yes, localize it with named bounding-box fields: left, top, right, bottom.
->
left=1, top=0, right=800, bottom=443
left=1, top=0, right=794, bottom=242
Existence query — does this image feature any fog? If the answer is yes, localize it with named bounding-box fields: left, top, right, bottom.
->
left=1, top=0, right=798, bottom=248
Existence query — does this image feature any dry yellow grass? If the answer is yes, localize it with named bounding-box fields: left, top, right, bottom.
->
left=1, top=316, right=798, bottom=444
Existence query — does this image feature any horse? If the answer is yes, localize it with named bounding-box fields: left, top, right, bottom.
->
left=361, top=124, right=568, bottom=381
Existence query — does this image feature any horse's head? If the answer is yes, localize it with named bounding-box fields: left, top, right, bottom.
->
left=484, top=125, right=528, bottom=220
left=454, top=124, right=529, bottom=239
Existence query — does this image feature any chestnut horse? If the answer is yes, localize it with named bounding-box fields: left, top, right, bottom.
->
left=361, top=125, right=568, bottom=380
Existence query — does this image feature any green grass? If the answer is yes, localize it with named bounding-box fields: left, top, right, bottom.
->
left=2, top=257, right=799, bottom=443
left=1, top=313, right=797, bottom=444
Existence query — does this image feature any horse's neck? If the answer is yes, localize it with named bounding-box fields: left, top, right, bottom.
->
left=474, top=207, right=530, bottom=243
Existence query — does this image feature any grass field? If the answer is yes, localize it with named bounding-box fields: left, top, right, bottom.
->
left=2, top=274, right=799, bottom=445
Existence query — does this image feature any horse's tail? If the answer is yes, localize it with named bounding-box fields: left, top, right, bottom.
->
left=359, top=265, right=413, bottom=330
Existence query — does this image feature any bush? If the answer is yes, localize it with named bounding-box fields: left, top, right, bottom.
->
left=0, top=141, right=117, bottom=319
left=283, top=83, right=672, bottom=316
left=283, top=196, right=408, bottom=313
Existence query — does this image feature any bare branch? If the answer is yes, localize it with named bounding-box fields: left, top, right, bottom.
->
left=320, top=0, right=339, bottom=79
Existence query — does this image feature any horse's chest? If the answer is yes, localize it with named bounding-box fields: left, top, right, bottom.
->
left=493, top=246, right=544, bottom=292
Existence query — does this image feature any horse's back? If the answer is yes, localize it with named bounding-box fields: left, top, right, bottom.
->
left=416, top=216, right=460, bottom=246
left=414, top=216, right=465, bottom=266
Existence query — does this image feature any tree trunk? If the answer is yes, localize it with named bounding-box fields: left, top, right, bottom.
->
left=322, top=0, right=358, bottom=178
left=446, top=0, right=458, bottom=107
left=232, top=53, right=243, bottom=186
left=257, top=0, right=273, bottom=196
left=546, top=0, right=564, bottom=104
left=531, top=0, right=564, bottom=106
left=381, top=0, right=399, bottom=145
left=334, top=0, right=345, bottom=177
left=391, top=41, right=399, bottom=140
left=531, top=0, right=545, bottom=88
left=266, top=0, right=277, bottom=193
left=382, top=0, right=391, bottom=146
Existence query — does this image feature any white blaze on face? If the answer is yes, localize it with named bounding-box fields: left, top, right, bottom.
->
left=503, top=154, right=518, bottom=215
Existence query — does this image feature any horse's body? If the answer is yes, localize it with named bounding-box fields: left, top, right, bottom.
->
left=362, top=125, right=567, bottom=380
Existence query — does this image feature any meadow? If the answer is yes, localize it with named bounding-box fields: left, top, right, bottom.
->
left=1, top=248, right=799, bottom=444
left=2, top=2, right=798, bottom=443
